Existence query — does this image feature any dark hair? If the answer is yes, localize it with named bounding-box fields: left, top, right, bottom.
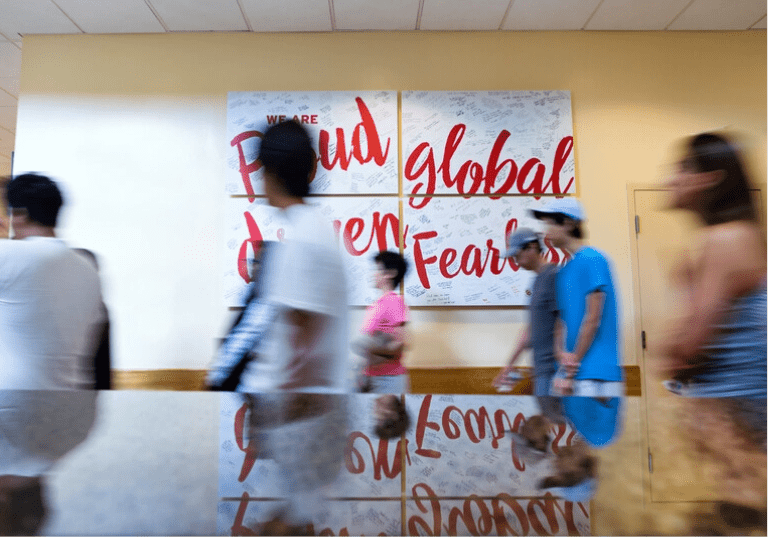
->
left=374, top=250, right=408, bottom=287
left=548, top=213, right=583, bottom=239
left=257, top=120, right=315, bottom=199
left=5, top=173, right=63, bottom=227
left=683, top=132, right=757, bottom=226
left=374, top=397, right=411, bottom=440
left=0, top=479, right=47, bottom=536
left=522, top=239, right=543, bottom=253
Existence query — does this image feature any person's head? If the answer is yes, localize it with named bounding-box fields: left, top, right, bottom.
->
left=257, top=120, right=316, bottom=207
left=4, top=173, right=63, bottom=239
left=373, top=395, right=410, bottom=440
left=668, top=132, right=757, bottom=225
left=373, top=250, right=408, bottom=290
left=505, top=227, right=544, bottom=271
left=0, top=476, right=47, bottom=536
left=532, top=198, right=585, bottom=249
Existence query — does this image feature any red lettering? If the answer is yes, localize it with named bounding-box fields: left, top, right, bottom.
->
left=343, top=218, right=370, bottom=256
left=415, top=395, right=442, bottom=458
left=311, top=115, right=318, bottom=124
left=278, top=115, right=286, bottom=122
left=527, top=493, right=581, bottom=536
left=439, top=248, right=460, bottom=279
left=406, top=485, right=583, bottom=537
left=494, top=495, right=529, bottom=536
left=233, top=403, right=257, bottom=482
left=412, top=231, right=438, bottom=289
left=301, top=115, right=309, bottom=124
left=344, top=432, right=408, bottom=481
left=230, top=130, right=263, bottom=202
left=485, top=131, right=519, bottom=196
left=404, top=144, right=436, bottom=209
left=231, top=492, right=258, bottom=536
left=352, top=97, right=390, bottom=166
left=442, top=406, right=463, bottom=440
left=372, top=211, right=406, bottom=250
left=336, top=212, right=404, bottom=257
left=408, top=483, right=442, bottom=536
left=318, top=98, right=390, bottom=173
left=446, top=496, right=494, bottom=536
left=237, top=212, right=264, bottom=283
left=266, top=115, right=279, bottom=125
left=405, top=131, right=576, bottom=207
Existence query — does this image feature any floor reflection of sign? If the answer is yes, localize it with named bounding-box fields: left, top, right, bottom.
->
left=217, top=394, right=590, bottom=536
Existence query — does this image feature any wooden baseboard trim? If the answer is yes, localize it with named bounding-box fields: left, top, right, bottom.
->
left=113, top=366, right=641, bottom=395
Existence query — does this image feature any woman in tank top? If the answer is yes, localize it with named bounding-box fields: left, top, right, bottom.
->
left=659, top=132, right=766, bottom=529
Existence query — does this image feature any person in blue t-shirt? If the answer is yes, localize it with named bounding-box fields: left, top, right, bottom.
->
left=532, top=198, right=623, bottom=447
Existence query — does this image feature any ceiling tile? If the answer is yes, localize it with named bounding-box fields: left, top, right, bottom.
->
left=421, top=0, right=510, bottom=30
left=55, top=0, right=165, bottom=33
left=669, top=0, right=767, bottom=30
left=150, top=0, right=248, bottom=31
left=0, top=43, right=22, bottom=78
left=752, top=15, right=767, bottom=28
left=0, top=0, right=81, bottom=37
left=334, top=0, right=419, bottom=30
left=586, top=0, right=691, bottom=30
left=502, top=0, right=601, bottom=30
left=0, top=78, right=19, bottom=98
left=240, top=0, right=332, bottom=31
left=0, top=107, right=18, bottom=133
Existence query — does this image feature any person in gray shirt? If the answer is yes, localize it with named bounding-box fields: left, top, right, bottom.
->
left=494, top=227, right=563, bottom=424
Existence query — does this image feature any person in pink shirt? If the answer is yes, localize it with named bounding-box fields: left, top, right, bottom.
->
left=357, top=250, right=411, bottom=394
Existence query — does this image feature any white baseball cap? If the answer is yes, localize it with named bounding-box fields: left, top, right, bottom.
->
left=531, top=198, right=585, bottom=222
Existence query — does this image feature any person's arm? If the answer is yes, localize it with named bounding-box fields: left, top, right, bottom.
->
left=662, top=229, right=760, bottom=363
left=494, top=325, right=530, bottom=386
left=560, top=291, right=605, bottom=377
left=206, top=300, right=275, bottom=388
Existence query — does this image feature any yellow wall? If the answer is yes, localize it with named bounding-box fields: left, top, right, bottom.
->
left=14, top=31, right=766, bottom=371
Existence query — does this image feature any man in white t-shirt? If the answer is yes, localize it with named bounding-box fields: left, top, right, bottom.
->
left=0, top=173, right=104, bottom=534
left=0, top=173, right=105, bottom=390
left=239, top=121, right=350, bottom=535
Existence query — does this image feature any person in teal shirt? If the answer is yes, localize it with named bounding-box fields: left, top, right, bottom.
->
left=533, top=198, right=623, bottom=447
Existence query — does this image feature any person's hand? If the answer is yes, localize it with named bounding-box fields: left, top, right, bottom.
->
left=559, top=351, right=580, bottom=378
left=552, top=376, right=574, bottom=396
left=493, top=366, right=514, bottom=388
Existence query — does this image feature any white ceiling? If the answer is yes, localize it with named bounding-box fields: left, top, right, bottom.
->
left=0, top=0, right=765, bottom=168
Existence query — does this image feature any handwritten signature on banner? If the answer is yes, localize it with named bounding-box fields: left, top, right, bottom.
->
left=226, top=395, right=585, bottom=536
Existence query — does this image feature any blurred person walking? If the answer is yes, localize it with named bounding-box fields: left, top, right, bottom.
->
left=238, top=121, right=350, bottom=536
left=354, top=250, right=411, bottom=394
left=658, top=132, right=766, bottom=528
left=0, top=173, right=105, bottom=390
left=533, top=199, right=624, bottom=448
left=494, top=227, right=564, bottom=426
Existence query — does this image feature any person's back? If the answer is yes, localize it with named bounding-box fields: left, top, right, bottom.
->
left=0, top=229, right=104, bottom=391
left=0, top=174, right=105, bottom=390
left=247, top=203, right=349, bottom=393
left=682, top=219, right=766, bottom=398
